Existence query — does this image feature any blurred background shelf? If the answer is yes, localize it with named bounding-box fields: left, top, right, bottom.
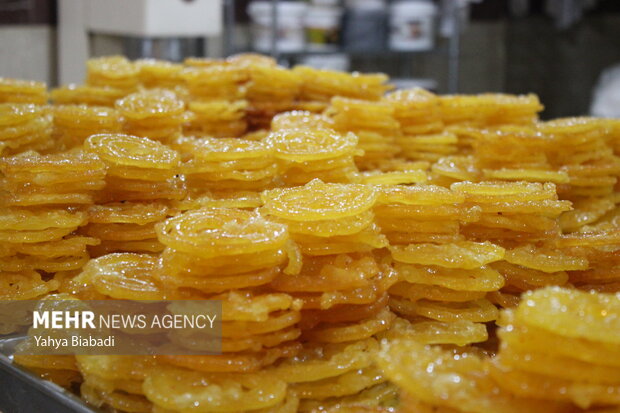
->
left=273, top=47, right=449, bottom=57
left=2, top=0, right=620, bottom=116
left=224, top=0, right=463, bottom=93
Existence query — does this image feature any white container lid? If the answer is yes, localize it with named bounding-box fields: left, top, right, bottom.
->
left=301, top=54, right=350, bottom=71
left=248, top=1, right=308, bottom=18
left=390, top=0, right=437, bottom=15
left=392, top=77, right=438, bottom=91
left=306, top=6, right=344, bottom=19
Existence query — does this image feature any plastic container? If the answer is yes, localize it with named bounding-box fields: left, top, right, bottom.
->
left=342, top=0, right=388, bottom=52
left=247, top=1, right=307, bottom=53
left=389, top=0, right=437, bottom=51
left=300, top=54, right=350, bottom=72
left=391, top=77, right=438, bottom=92
left=304, top=6, right=343, bottom=51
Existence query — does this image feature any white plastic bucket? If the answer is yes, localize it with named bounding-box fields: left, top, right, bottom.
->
left=247, top=1, right=307, bottom=53
left=304, top=6, right=343, bottom=51
left=389, top=0, right=437, bottom=51
left=300, top=54, right=350, bottom=72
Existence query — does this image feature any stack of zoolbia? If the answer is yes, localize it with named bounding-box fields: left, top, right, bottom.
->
left=0, top=53, right=618, bottom=413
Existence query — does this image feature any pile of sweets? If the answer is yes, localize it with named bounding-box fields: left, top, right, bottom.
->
left=0, top=54, right=617, bottom=413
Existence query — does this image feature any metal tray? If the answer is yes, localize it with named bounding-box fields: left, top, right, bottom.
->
left=0, top=336, right=98, bottom=413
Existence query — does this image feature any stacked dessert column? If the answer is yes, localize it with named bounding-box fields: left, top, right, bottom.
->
left=175, top=135, right=278, bottom=206
left=453, top=181, right=582, bottom=308
left=0, top=79, right=50, bottom=155
left=135, top=59, right=184, bottom=90
left=116, top=89, right=187, bottom=144
left=384, top=88, right=457, bottom=164
left=243, top=61, right=302, bottom=131
left=181, top=61, right=249, bottom=138
left=86, top=56, right=140, bottom=95
left=375, top=184, right=500, bottom=346
left=185, top=100, right=248, bottom=138
left=264, top=122, right=361, bottom=186
left=260, top=179, right=398, bottom=411
left=270, top=109, right=367, bottom=188
left=438, top=93, right=544, bottom=152
left=0, top=102, right=52, bottom=156
left=80, top=133, right=184, bottom=256
left=327, top=97, right=401, bottom=171
left=149, top=207, right=301, bottom=412
left=470, top=125, right=568, bottom=186
left=1, top=150, right=107, bottom=388
left=52, top=105, right=122, bottom=150
left=0, top=150, right=106, bottom=293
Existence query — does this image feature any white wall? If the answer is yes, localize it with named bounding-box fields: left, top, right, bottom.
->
left=0, top=25, right=56, bottom=86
